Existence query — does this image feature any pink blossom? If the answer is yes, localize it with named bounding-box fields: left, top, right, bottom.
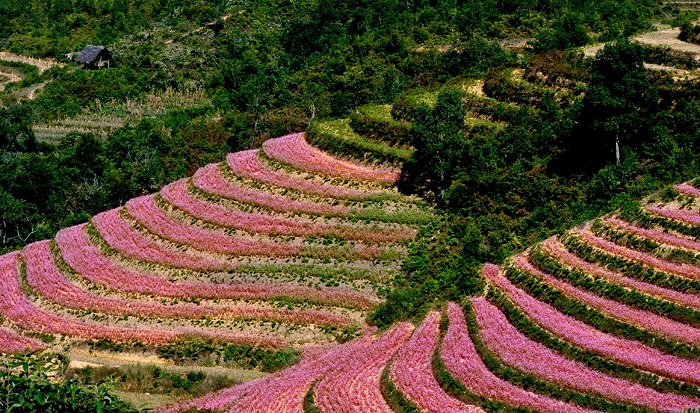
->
left=390, top=311, right=483, bottom=413
left=22, top=240, right=352, bottom=327
left=126, top=194, right=301, bottom=257
left=542, top=237, right=700, bottom=309
left=160, top=179, right=414, bottom=243
left=314, top=322, right=414, bottom=413
left=0, top=327, right=45, bottom=354
left=473, top=297, right=700, bottom=412
left=646, top=205, right=700, bottom=226
left=675, top=182, right=700, bottom=198
left=56, top=224, right=379, bottom=309
left=0, top=251, right=281, bottom=347
left=513, top=254, right=700, bottom=346
left=482, top=263, right=700, bottom=385
left=441, top=302, right=598, bottom=413
left=575, top=228, right=700, bottom=280
left=227, top=149, right=394, bottom=200
left=93, top=207, right=231, bottom=271
left=158, top=332, right=379, bottom=413
left=262, top=133, right=399, bottom=184
left=606, top=216, right=700, bottom=253
left=193, top=163, right=352, bottom=216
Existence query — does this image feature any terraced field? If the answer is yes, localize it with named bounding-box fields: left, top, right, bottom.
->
left=0, top=131, right=431, bottom=384
left=7, top=78, right=700, bottom=412
left=154, top=179, right=700, bottom=412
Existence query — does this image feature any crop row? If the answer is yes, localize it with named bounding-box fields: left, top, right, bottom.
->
left=127, top=192, right=402, bottom=262
left=313, top=322, right=413, bottom=413
left=646, top=205, right=700, bottom=226
left=592, top=221, right=700, bottom=269
left=389, top=311, right=481, bottom=413
left=159, top=179, right=415, bottom=243
left=0, top=251, right=282, bottom=348
left=193, top=162, right=352, bottom=217
left=472, top=297, right=700, bottom=412
left=505, top=260, right=700, bottom=363
left=542, top=237, right=700, bottom=309
left=22, top=240, right=352, bottom=328
left=262, top=132, right=399, bottom=184
left=574, top=228, right=700, bottom=281
left=675, top=182, right=700, bottom=198
left=561, top=233, right=700, bottom=296
left=155, top=291, right=700, bottom=413
left=93, top=208, right=230, bottom=271
left=126, top=194, right=300, bottom=257
left=533, top=242, right=700, bottom=330
left=513, top=254, right=700, bottom=349
left=441, top=302, right=596, bottom=413
left=0, top=327, right=45, bottom=353
left=606, top=217, right=700, bottom=253
left=481, top=263, right=700, bottom=385
left=157, top=328, right=385, bottom=413
left=228, top=149, right=393, bottom=200
left=56, top=224, right=379, bottom=309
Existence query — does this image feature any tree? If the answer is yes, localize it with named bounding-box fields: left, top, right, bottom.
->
left=563, top=39, right=658, bottom=171
left=399, top=89, right=465, bottom=205
left=0, top=105, right=36, bottom=152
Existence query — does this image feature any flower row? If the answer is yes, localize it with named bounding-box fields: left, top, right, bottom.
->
left=0, top=327, right=45, bottom=354
left=482, top=263, right=700, bottom=385
left=390, top=311, right=481, bottom=413
left=606, top=217, right=700, bottom=253
left=22, top=240, right=352, bottom=327
left=193, top=162, right=351, bottom=216
left=473, top=297, right=700, bottom=412
left=542, top=237, right=700, bottom=309
left=227, top=149, right=391, bottom=200
left=313, top=322, right=413, bottom=413
left=126, top=194, right=301, bottom=257
left=513, top=254, right=700, bottom=346
left=442, top=302, right=596, bottom=413
left=647, top=205, right=700, bottom=226
left=262, top=133, right=400, bottom=184
left=575, top=229, right=700, bottom=281
left=56, top=224, right=379, bottom=310
left=159, top=179, right=414, bottom=244
left=675, top=182, right=700, bottom=198
left=0, top=252, right=282, bottom=347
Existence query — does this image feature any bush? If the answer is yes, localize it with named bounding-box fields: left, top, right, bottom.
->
left=0, top=353, right=138, bottom=413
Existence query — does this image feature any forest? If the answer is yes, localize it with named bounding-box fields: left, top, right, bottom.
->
left=3, top=0, right=700, bottom=411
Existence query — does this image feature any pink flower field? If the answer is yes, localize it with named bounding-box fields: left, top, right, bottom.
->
left=7, top=129, right=700, bottom=413
left=227, top=149, right=393, bottom=200
left=262, top=133, right=400, bottom=184
left=473, top=297, right=700, bottom=412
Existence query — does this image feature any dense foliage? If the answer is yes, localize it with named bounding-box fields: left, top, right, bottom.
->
left=0, top=353, right=137, bottom=413
left=373, top=41, right=700, bottom=326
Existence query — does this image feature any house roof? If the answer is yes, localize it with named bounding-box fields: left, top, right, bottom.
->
left=74, top=45, right=108, bottom=64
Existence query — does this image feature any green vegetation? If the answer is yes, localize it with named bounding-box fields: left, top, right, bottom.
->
left=156, top=339, right=300, bottom=372
left=374, top=39, right=700, bottom=326
left=0, top=353, right=138, bottom=413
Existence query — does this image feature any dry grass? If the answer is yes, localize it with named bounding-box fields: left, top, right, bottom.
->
left=0, top=51, right=63, bottom=74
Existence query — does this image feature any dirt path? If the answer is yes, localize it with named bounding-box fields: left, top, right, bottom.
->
left=0, top=51, right=63, bottom=74
left=0, top=68, right=21, bottom=91
left=632, top=26, right=700, bottom=56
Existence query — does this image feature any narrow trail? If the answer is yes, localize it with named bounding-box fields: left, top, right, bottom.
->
left=0, top=51, right=63, bottom=74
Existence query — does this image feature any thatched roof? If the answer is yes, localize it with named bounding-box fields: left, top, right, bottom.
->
left=74, top=45, right=107, bottom=64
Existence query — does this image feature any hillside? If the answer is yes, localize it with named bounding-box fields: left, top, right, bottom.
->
left=7, top=0, right=700, bottom=411
left=0, top=129, right=433, bottom=409
left=152, top=181, right=700, bottom=413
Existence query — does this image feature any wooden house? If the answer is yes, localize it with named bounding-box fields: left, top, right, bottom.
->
left=71, top=45, right=113, bottom=70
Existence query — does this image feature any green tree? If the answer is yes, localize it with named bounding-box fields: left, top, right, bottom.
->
left=399, top=89, right=465, bottom=205
left=566, top=39, right=659, bottom=170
